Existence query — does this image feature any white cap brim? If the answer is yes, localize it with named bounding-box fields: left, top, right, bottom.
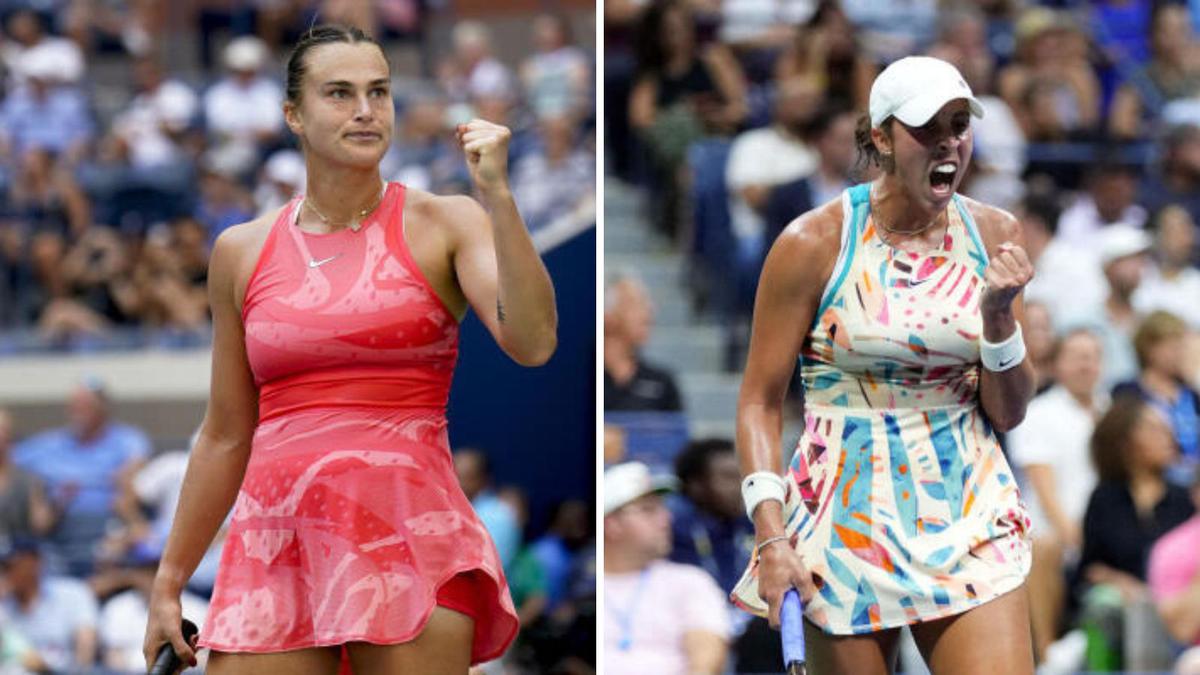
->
left=889, top=93, right=985, bottom=128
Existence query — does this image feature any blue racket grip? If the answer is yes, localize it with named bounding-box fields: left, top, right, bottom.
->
left=781, top=589, right=806, bottom=672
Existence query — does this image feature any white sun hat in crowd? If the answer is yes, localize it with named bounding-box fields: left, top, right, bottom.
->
left=603, top=461, right=677, bottom=515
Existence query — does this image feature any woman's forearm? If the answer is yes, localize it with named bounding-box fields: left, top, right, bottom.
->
left=155, top=432, right=251, bottom=593
left=480, top=187, right=558, bottom=366
left=737, top=399, right=788, bottom=539
left=979, top=309, right=1035, bottom=431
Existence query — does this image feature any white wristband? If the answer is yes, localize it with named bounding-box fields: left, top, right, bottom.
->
left=980, top=323, right=1026, bottom=372
left=741, top=471, right=786, bottom=520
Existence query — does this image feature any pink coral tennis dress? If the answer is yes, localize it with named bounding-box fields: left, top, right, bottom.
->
left=195, top=182, right=519, bottom=665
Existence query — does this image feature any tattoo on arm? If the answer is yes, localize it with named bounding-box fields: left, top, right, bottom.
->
left=497, top=298, right=506, bottom=324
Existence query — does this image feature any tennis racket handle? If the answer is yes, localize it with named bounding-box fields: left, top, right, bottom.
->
left=148, top=619, right=199, bottom=675
left=781, top=589, right=806, bottom=670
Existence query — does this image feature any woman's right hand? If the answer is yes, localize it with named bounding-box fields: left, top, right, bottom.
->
left=143, top=586, right=198, bottom=672
left=756, top=539, right=817, bottom=629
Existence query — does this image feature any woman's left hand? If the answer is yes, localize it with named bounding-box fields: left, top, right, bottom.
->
left=980, top=241, right=1034, bottom=318
left=457, top=119, right=512, bottom=196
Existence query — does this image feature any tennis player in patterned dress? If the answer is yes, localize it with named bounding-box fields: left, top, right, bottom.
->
left=732, top=56, right=1037, bottom=674
left=142, top=25, right=556, bottom=675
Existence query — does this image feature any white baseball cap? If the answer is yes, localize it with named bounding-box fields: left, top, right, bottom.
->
left=869, top=56, right=985, bottom=128
left=603, top=461, right=677, bottom=515
left=1097, top=224, right=1153, bottom=267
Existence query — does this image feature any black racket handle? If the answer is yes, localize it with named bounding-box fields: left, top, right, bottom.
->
left=148, top=619, right=198, bottom=675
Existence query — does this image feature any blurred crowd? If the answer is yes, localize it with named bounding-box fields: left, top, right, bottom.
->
left=604, top=0, right=1200, bottom=673
left=0, top=384, right=596, bottom=675
left=0, top=1, right=595, bottom=353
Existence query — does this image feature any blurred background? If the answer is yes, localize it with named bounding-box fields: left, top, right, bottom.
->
left=603, top=0, right=1200, bottom=674
left=0, top=1, right=596, bottom=673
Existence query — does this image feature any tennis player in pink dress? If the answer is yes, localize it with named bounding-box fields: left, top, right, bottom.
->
left=142, top=25, right=557, bottom=675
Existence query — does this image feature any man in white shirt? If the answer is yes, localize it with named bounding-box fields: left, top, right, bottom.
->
left=1007, top=328, right=1105, bottom=661
left=0, top=538, right=98, bottom=672
left=202, top=36, right=284, bottom=174
left=1133, top=204, right=1200, bottom=329
left=604, top=462, right=730, bottom=675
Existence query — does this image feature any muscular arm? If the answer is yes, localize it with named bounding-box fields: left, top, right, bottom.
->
left=453, top=121, right=557, bottom=367
left=153, top=226, right=259, bottom=595
left=738, top=208, right=839, bottom=538
left=972, top=203, right=1037, bottom=431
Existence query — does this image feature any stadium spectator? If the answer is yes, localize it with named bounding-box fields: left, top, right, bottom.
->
left=629, top=0, right=746, bottom=238
left=773, top=1, right=874, bottom=114
left=124, top=223, right=210, bottom=337
left=603, top=461, right=728, bottom=675
left=109, top=55, right=200, bottom=174
left=762, top=102, right=857, bottom=247
left=441, top=20, right=514, bottom=103
left=1018, top=190, right=1106, bottom=327
left=131, top=432, right=224, bottom=595
left=1140, top=123, right=1200, bottom=227
left=193, top=159, right=255, bottom=243
left=1147, top=469, right=1200, bottom=666
left=998, top=7, right=1100, bottom=144
left=1021, top=300, right=1058, bottom=395
left=839, top=0, right=938, bottom=65
left=0, top=9, right=84, bottom=88
left=1133, top=205, right=1200, bottom=328
left=1113, top=311, right=1200, bottom=485
left=603, top=274, right=683, bottom=412
left=1064, top=224, right=1152, bottom=390
left=667, top=438, right=751, bottom=595
left=523, top=499, right=588, bottom=618
left=12, top=380, right=151, bottom=577
left=43, top=225, right=137, bottom=344
left=0, top=537, right=99, bottom=672
left=454, top=448, right=521, bottom=572
left=1008, top=328, right=1105, bottom=660
left=202, top=36, right=285, bottom=177
left=254, top=148, right=306, bottom=213
left=725, top=75, right=819, bottom=268
left=521, top=13, right=592, bottom=120
left=0, top=408, right=53, bottom=542
left=717, top=0, right=815, bottom=82
left=1057, top=161, right=1148, bottom=250
left=0, top=51, right=93, bottom=165
left=1110, top=4, right=1200, bottom=140
left=512, top=113, right=595, bottom=233
left=1077, top=397, right=1195, bottom=605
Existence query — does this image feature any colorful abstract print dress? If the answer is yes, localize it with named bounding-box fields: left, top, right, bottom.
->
left=197, top=183, right=519, bottom=663
left=731, top=184, right=1031, bottom=634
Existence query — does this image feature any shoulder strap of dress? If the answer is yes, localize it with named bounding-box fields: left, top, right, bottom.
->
left=812, top=183, right=869, bottom=326
left=951, top=193, right=990, bottom=272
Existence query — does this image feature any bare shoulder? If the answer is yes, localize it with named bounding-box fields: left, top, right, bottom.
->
left=959, top=195, right=1023, bottom=252
left=405, top=187, right=490, bottom=241
left=759, top=195, right=844, bottom=299
left=210, top=208, right=283, bottom=306
left=771, top=197, right=843, bottom=268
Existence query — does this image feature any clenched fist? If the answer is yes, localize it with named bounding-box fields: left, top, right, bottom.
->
left=456, top=119, right=512, bottom=196
left=980, top=241, right=1034, bottom=317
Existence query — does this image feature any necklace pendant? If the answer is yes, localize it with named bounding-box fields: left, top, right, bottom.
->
left=349, top=220, right=361, bottom=232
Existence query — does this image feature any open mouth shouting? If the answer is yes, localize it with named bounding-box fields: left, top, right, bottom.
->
left=929, top=161, right=957, bottom=198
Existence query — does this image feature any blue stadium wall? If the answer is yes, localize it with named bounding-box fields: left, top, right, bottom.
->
left=447, top=225, right=595, bottom=533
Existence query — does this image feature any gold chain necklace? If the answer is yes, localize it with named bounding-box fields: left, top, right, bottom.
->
left=302, top=181, right=385, bottom=233
left=868, top=189, right=940, bottom=239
